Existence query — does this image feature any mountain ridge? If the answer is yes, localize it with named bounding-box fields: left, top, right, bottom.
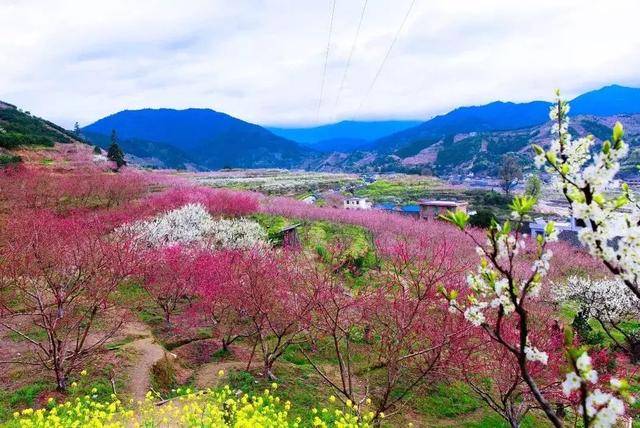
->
left=267, top=120, right=421, bottom=152
left=83, top=108, right=317, bottom=170
left=74, top=84, right=640, bottom=173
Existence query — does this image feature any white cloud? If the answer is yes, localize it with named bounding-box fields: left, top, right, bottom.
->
left=1, top=0, right=639, bottom=128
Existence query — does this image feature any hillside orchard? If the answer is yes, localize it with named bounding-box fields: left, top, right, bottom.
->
left=1, top=96, right=640, bottom=427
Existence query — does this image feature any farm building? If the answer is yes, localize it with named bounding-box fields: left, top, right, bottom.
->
left=343, top=197, right=372, bottom=210
left=529, top=217, right=581, bottom=245
left=418, top=200, right=469, bottom=220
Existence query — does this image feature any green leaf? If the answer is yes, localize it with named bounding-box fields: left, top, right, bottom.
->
left=593, top=193, right=605, bottom=206
left=564, top=326, right=574, bottom=347
left=532, top=144, right=544, bottom=155
left=546, top=151, right=557, bottom=165
left=613, top=121, right=624, bottom=142
left=440, top=210, right=469, bottom=230
left=509, top=195, right=537, bottom=216
left=544, top=221, right=556, bottom=236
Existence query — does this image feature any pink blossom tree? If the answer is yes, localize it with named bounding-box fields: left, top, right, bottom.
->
left=0, top=211, right=138, bottom=391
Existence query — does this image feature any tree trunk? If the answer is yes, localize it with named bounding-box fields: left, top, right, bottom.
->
left=264, top=357, right=277, bottom=380
left=55, top=368, right=67, bottom=392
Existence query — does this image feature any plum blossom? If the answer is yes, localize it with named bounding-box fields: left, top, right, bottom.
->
left=524, top=346, right=549, bottom=365
left=120, top=203, right=267, bottom=249
left=554, top=276, right=640, bottom=324
left=562, top=372, right=581, bottom=396
left=535, top=92, right=640, bottom=297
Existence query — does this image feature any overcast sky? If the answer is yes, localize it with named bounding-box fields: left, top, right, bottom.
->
left=1, top=0, right=640, bottom=128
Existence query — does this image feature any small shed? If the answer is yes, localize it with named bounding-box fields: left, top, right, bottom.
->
left=418, top=200, right=469, bottom=220
left=280, top=223, right=302, bottom=248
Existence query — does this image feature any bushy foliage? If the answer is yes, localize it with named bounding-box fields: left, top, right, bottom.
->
left=0, top=153, right=22, bottom=166
left=468, top=208, right=496, bottom=228
left=556, top=277, right=640, bottom=361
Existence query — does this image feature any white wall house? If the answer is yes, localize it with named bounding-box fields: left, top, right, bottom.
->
left=530, top=217, right=579, bottom=239
left=343, top=197, right=372, bottom=210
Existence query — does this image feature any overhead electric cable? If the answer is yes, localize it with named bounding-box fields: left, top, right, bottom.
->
left=316, top=0, right=337, bottom=123
left=333, top=0, right=368, bottom=114
left=357, top=0, right=416, bottom=113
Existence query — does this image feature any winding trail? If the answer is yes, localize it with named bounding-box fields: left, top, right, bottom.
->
left=121, top=322, right=167, bottom=400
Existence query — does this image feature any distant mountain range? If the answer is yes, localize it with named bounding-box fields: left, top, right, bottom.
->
left=311, top=85, right=640, bottom=175
left=82, top=108, right=316, bottom=170
left=267, top=120, right=420, bottom=152
left=369, top=85, right=640, bottom=155
left=4, top=84, right=640, bottom=175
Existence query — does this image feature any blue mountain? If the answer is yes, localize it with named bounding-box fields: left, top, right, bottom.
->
left=376, top=85, right=640, bottom=154
left=83, top=108, right=315, bottom=169
left=570, top=84, right=640, bottom=116
left=267, top=120, right=420, bottom=152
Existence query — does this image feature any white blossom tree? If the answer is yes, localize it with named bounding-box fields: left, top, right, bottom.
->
left=555, top=276, right=640, bottom=361
left=443, top=93, right=638, bottom=428
left=120, top=203, right=267, bottom=249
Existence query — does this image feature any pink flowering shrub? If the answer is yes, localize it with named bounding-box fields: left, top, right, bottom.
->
left=138, top=186, right=260, bottom=218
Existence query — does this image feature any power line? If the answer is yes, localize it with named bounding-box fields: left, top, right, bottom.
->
left=357, top=0, right=416, bottom=113
left=316, top=0, right=337, bottom=123
left=333, top=0, right=368, bottom=115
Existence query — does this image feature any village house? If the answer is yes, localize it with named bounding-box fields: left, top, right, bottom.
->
left=529, top=216, right=580, bottom=245
left=375, top=203, right=421, bottom=218
left=418, top=200, right=469, bottom=220
left=343, top=197, right=372, bottom=210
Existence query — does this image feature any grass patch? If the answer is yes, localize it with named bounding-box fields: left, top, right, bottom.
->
left=8, top=327, right=48, bottom=343
left=463, top=411, right=545, bottom=428
left=211, top=347, right=233, bottom=361
left=414, top=381, right=481, bottom=418
left=0, top=381, right=48, bottom=423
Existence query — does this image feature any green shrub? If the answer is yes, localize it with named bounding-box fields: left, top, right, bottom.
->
left=0, top=154, right=22, bottom=165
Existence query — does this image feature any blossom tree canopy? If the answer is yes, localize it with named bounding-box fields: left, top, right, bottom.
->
left=121, top=202, right=267, bottom=249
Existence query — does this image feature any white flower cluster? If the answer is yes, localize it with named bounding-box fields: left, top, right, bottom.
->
left=205, top=217, right=268, bottom=250
left=524, top=345, right=549, bottom=365
left=562, top=353, right=627, bottom=428
left=554, top=276, right=640, bottom=324
left=536, top=95, right=640, bottom=289
left=121, top=203, right=266, bottom=249
left=456, top=221, right=555, bottom=329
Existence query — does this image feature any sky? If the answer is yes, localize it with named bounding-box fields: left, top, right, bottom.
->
left=1, top=0, right=640, bottom=129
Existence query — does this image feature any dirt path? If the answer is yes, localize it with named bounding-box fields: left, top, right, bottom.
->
left=121, top=322, right=167, bottom=400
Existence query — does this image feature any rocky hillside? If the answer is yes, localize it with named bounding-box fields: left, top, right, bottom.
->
left=318, top=85, right=640, bottom=176
left=324, top=114, right=640, bottom=176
